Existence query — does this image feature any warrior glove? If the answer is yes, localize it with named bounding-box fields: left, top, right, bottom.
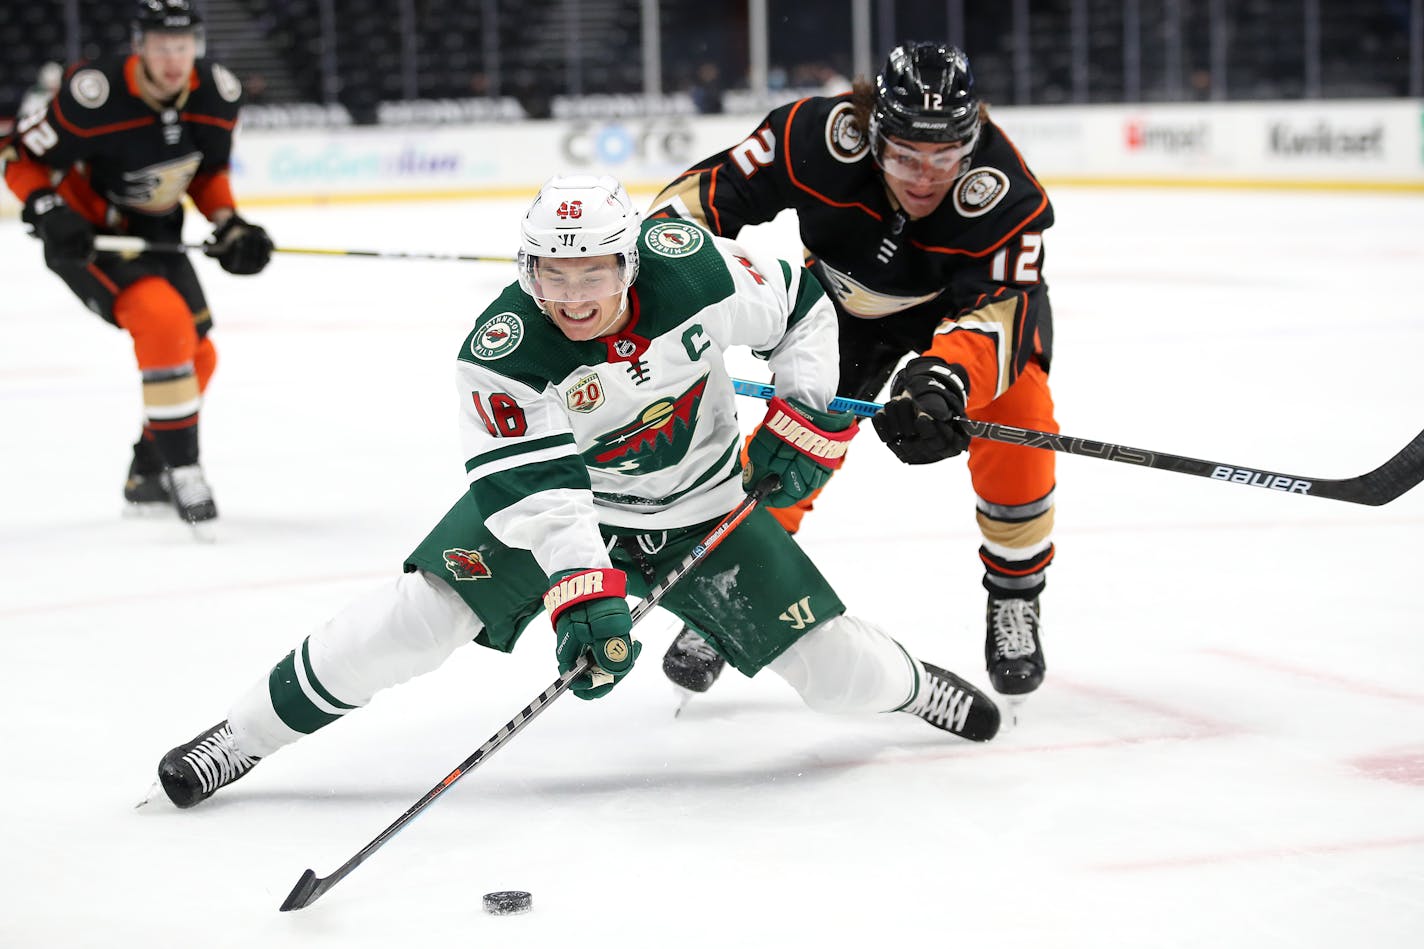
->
left=744, top=396, right=857, bottom=508
left=546, top=568, right=639, bottom=700
left=24, top=189, right=95, bottom=265
left=205, top=214, right=273, bottom=275
left=873, top=356, right=971, bottom=464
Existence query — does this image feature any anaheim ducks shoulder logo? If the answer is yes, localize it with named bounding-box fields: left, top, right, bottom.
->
left=584, top=374, right=708, bottom=474
left=953, top=167, right=1010, bottom=218
left=645, top=221, right=704, bottom=258
left=442, top=548, right=492, bottom=581
left=211, top=63, right=243, bottom=103
left=70, top=69, right=110, bottom=109
left=824, top=100, right=867, bottom=163
left=469, top=312, right=524, bottom=360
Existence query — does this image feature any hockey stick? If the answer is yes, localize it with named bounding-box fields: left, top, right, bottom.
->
left=92, top=234, right=515, bottom=264
left=732, top=378, right=1424, bottom=507
left=278, top=474, right=779, bottom=912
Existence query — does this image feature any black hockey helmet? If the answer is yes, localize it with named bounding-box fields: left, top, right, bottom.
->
left=872, top=43, right=980, bottom=145
left=132, top=0, right=205, bottom=55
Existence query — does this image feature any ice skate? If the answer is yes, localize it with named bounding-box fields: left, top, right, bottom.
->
left=157, top=720, right=260, bottom=809
left=901, top=661, right=1000, bottom=741
left=122, top=439, right=173, bottom=515
left=662, top=626, right=726, bottom=695
left=164, top=464, right=218, bottom=540
left=985, top=595, right=1045, bottom=699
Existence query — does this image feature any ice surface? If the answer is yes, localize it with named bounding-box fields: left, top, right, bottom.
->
left=2, top=186, right=1422, bottom=948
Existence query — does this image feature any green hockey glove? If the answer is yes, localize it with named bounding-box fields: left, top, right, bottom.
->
left=744, top=396, right=857, bottom=508
left=546, top=568, right=639, bottom=700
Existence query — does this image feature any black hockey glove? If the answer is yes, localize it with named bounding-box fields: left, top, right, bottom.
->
left=873, top=356, right=971, bottom=465
left=23, top=189, right=95, bottom=265
left=205, top=214, right=273, bottom=275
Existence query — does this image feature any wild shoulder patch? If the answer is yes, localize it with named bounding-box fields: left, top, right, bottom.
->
left=644, top=221, right=704, bottom=258
left=825, top=101, right=867, bottom=163
left=953, top=167, right=1010, bottom=218
left=469, top=312, right=524, bottom=360
left=442, top=548, right=492, bottom=581
left=69, top=69, right=110, bottom=109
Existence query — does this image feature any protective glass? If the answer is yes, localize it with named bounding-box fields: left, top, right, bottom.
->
left=873, top=128, right=980, bottom=184
left=518, top=252, right=635, bottom=304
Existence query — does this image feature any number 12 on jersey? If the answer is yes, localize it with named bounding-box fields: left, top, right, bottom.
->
left=989, top=232, right=1043, bottom=283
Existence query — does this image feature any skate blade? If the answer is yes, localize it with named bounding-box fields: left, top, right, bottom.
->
left=1003, top=694, right=1029, bottom=729
left=122, top=501, right=176, bottom=520
left=671, top=685, right=697, bottom=718
left=135, top=780, right=163, bottom=809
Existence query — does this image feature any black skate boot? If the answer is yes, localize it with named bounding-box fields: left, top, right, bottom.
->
left=157, top=721, right=260, bottom=808
left=900, top=662, right=1000, bottom=741
left=164, top=464, right=218, bottom=525
left=123, top=439, right=172, bottom=506
left=662, top=626, right=726, bottom=693
left=985, top=595, right=1045, bottom=696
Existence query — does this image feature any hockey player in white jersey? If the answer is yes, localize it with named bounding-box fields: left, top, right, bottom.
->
left=154, top=175, right=1000, bottom=809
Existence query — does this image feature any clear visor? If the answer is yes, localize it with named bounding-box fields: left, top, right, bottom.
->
left=135, top=27, right=206, bottom=59
left=517, top=251, right=635, bottom=304
left=873, top=128, right=979, bottom=184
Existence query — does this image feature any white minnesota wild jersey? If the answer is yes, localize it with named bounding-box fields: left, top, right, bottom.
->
left=456, top=218, right=839, bottom=578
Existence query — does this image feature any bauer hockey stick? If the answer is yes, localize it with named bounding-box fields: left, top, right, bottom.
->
left=91, top=234, right=515, bottom=264
left=279, top=474, right=779, bottom=912
left=732, top=378, right=1424, bottom=507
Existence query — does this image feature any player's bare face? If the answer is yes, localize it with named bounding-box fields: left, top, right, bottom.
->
left=535, top=256, right=630, bottom=341
left=879, top=137, right=970, bottom=219
left=137, top=33, right=198, bottom=99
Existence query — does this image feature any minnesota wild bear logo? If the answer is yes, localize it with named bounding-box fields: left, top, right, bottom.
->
left=645, top=221, right=705, bottom=258
left=469, top=313, right=524, bottom=361
left=442, top=548, right=492, bottom=581
left=584, top=375, right=708, bottom=474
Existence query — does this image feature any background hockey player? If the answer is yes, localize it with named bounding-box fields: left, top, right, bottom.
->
left=153, top=175, right=999, bottom=809
left=652, top=42, right=1059, bottom=704
left=1, top=0, right=274, bottom=529
left=17, top=60, right=63, bottom=122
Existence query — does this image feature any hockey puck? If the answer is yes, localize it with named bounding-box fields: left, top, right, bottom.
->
left=482, top=890, right=532, bottom=916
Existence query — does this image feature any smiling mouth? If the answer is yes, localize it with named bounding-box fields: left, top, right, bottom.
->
left=559, top=305, right=598, bottom=324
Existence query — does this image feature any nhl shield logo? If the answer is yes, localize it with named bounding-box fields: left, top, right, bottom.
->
left=442, top=548, right=493, bottom=581
left=645, top=221, right=705, bottom=258
left=469, top=313, right=524, bottom=361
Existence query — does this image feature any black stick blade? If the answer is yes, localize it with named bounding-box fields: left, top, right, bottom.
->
left=279, top=869, right=324, bottom=912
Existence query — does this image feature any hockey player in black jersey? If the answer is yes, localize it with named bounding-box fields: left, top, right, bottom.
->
left=653, top=43, right=1058, bottom=702
left=1, top=0, right=274, bottom=531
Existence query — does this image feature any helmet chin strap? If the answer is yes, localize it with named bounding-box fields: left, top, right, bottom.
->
left=594, top=289, right=632, bottom=337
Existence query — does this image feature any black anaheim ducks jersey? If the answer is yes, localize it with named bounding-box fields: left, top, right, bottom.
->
left=4, top=54, right=243, bottom=240
left=652, top=94, right=1055, bottom=398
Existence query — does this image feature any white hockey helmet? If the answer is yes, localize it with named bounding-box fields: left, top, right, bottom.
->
left=517, top=175, right=641, bottom=304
